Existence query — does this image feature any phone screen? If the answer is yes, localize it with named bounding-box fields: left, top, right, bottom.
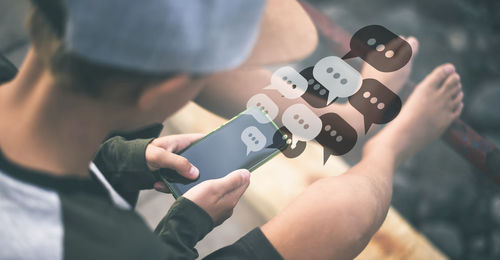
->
left=159, top=106, right=288, bottom=197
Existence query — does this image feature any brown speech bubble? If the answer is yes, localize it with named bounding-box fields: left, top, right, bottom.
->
left=348, top=78, right=402, bottom=133
left=343, top=25, right=412, bottom=72
left=315, top=113, right=357, bottom=164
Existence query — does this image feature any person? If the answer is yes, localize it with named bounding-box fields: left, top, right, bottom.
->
left=0, top=0, right=463, bottom=260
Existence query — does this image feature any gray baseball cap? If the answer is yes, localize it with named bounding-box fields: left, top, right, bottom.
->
left=58, top=0, right=266, bottom=74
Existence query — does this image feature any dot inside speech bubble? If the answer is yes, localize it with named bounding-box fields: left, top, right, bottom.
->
left=241, top=126, right=267, bottom=155
left=271, top=126, right=307, bottom=158
left=246, top=93, right=279, bottom=123
left=299, top=66, right=331, bottom=109
left=282, top=104, right=322, bottom=148
left=265, top=66, right=308, bottom=99
left=315, top=113, right=358, bottom=164
left=348, top=78, right=402, bottom=133
left=313, top=56, right=362, bottom=106
left=342, top=25, right=412, bottom=72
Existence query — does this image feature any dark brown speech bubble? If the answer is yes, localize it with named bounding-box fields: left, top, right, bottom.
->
left=316, top=113, right=357, bottom=164
left=269, top=126, right=307, bottom=158
left=299, top=66, right=332, bottom=108
left=342, top=25, right=412, bottom=72
left=349, top=79, right=402, bottom=134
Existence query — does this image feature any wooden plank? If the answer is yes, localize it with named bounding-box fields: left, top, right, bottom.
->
left=163, top=102, right=447, bottom=260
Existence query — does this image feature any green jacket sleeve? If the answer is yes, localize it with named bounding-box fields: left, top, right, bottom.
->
left=155, top=196, right=215, bottom=259
left=95, top=136, right=216, bottom=259
left=93, top=136, right=158, bottom=206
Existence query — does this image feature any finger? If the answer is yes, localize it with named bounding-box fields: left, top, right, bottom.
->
left=153, top=181, right=171, bottom=193
left=148, top=149, right=199, bottom=179
left=153, top=133, right=205, bottom=153
left=212, top=169, right=250, bottom=195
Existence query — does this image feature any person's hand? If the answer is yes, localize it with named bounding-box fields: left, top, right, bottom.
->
left=145, top=133, right=204, bottom=192
left=183, top=169, right=250, bottom=226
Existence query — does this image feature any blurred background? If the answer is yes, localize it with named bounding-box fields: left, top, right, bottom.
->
left=1, top=0, right=499, bottom=259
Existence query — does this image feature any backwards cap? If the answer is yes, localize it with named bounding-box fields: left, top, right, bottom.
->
left=40, top=0, right=266, bottom=74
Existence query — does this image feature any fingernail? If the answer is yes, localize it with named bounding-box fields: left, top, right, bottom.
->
left=240, top=170, right=250, bottom=181
left=189, top=166, right=199, bottom=178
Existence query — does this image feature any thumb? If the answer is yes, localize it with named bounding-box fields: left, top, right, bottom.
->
left=212, top=169, right=250, bottom=195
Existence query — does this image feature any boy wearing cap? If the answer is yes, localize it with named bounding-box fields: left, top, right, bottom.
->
left=0, top=0, right=463, bottom=259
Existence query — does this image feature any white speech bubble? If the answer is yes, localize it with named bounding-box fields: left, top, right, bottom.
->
left=264, top=66, right=308, bottom=99
left=246, top=94, right=279, bottom=123
left=313, top=56, right=362, bottom=105
left=282, top=104, right=322, bottom=148
left=241, top=126, right=267, bottom=155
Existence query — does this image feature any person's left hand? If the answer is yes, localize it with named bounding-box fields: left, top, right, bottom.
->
left=145, top=133, right=204, bottom=192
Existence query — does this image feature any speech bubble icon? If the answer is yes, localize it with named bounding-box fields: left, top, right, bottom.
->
left=246, top=93, right=279, bottom=123
left=282, top=104, right=322, bottom=148
left=264, top=66, right=308, bottom=99
left=241, top=126, right=267, bottom=155
left=349, top=78, right=402, bottom=134
left=342, top=25, right=412, bottom=72
left=299, top=66, right=331, bottom=108
left=316, top=113, right=358, bottom=164
left=313, top=56, right=362, bottom=106
left=270, top=126, right=307, bottom=158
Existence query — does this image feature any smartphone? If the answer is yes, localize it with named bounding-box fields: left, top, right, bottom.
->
left=157, top=106, right=288, bottom=198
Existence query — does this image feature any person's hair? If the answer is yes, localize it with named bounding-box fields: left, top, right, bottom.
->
left=27, top=0, right=177, bottom=102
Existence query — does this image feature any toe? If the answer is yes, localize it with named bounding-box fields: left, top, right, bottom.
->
left=449, top=82, right=462, bottom=99
left=452, top=102, right=464, bottom=118
left=406, top=36, right=419, bottom=55
left=421, top=64, right=456, bottom=89
left=450, top=90, right=464, bottom=108
left=441, top=73, right=461, bottom=94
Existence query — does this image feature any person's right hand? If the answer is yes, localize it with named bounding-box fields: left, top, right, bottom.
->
left=183, top=169, right=250, bottom=226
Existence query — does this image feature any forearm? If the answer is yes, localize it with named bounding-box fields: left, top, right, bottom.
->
left=261, top=146, right=398, bottom=260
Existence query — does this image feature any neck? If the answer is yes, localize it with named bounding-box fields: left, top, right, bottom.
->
left=0, top=49, right=124, bottom=178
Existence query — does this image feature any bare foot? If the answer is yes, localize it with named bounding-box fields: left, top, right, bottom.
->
left=361, top=36, right=419, bottom=93
left=364, top=63, right=463, bottom=165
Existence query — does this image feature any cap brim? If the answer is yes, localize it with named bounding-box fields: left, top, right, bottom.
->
left=241, top=0, right=318, bottom=68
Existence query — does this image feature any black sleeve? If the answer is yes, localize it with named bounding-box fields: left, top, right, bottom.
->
left=92, top=123, right=164, bottom=206
left=154, top=196, right=215, bottom=259
left=93, top=136, right=157, bottom=205
left=0, top=53, right=18, bottom=83
left=203, top=228, right=283, bottom=260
